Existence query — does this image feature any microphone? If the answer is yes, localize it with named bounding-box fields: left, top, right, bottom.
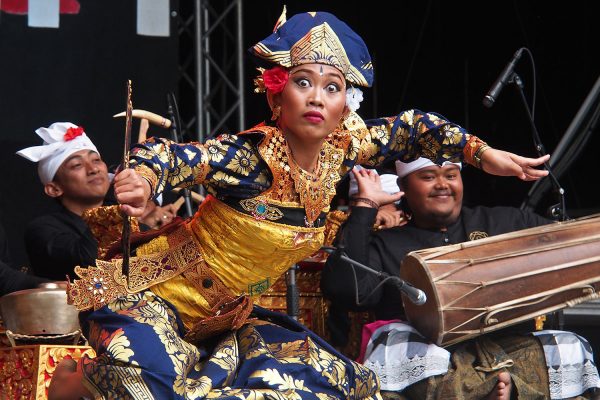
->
left=321, top=245, right=344, bottom=262
left=321, top=246, right=428, bottom=305
left=394, top=279, right=427, bottom=306
left=483, top=48, right=524, bottom=108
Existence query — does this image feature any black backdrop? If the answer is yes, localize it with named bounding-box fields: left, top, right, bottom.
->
left=245, top=0, right=600, bottom=216
left=1, top=0, right=599, bottom=267
left=0, top=1, right=178, bottom=266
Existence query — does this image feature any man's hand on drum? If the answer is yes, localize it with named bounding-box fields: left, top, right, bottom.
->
left=114, top=168, right=151, bottom=217
left=481, top=149, right=550, bottom=181
left=351, top=166, right=404, bottom=208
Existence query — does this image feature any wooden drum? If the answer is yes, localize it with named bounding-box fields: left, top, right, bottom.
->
left=400, top=215, right=600, bottom=347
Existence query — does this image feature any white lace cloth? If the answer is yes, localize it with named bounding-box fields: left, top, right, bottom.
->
left=362, top=322, right=450, bottom=391
left=362, top=322, right=600, bottom=398
left=532, top=330, right=600, bottom=399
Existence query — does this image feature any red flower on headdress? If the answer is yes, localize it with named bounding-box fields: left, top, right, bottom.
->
left=64, top=126, right=84, bottom=141
left=262, top=66, right=289, bottom=94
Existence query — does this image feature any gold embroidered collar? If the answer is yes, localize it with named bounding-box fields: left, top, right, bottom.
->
left=248, top=126, right=344, bottom=226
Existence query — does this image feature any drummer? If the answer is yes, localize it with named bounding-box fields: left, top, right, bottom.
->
left=322, top=158, right=600, bottom=399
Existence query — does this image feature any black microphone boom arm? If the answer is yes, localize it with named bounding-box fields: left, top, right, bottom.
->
left=321, top=246, right=427, bottom=306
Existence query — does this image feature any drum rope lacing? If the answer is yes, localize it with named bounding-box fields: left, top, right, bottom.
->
left=426, top=233, right=600, bottom=283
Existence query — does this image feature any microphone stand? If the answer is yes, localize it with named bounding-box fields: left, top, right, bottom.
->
left=166, top=92, right=194, bottom=218
left=285, top=264, right=300, bottom=320
left=511, top=73, right=568, bottom=221
left=320, top=246, right=427, bottom=305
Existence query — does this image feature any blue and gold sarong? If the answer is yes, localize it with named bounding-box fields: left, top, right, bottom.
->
left=80, top=291, right=381, bottom=399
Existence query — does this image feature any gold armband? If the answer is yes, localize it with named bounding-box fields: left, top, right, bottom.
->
left=463, top=135, right=490, bottom=169
left=473, top=145, right=492, bottom=169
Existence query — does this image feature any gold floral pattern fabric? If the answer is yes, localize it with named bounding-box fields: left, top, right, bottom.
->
left=67, top=224, right=203, bottom=311
left=81, top=205, right=140, bottom=260
left=128, top=111, right=473, bottom=226
left=79, top=291, right=381, bottom=399
left=78, top=109, right=478, bottom=398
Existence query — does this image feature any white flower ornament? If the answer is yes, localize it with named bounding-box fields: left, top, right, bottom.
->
left=346, top=87, right=364, bottom=112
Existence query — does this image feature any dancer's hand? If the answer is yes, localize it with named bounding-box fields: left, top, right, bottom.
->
left=114, top=168, right=151, bottom=217
left=481, top=149, right=550, bottom=181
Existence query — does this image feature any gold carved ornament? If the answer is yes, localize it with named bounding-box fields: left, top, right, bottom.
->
left=67, top=225, right=201, bottom=311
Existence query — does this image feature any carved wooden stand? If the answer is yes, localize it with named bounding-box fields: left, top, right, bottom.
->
left=0, top=330, right=95, bottom=400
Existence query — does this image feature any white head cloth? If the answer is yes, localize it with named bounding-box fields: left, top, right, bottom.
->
left=16, top=122, right=99, bottom=184
left=395, top=158, right=462, bottom=190
left=349, top=165, right=401, bottom=197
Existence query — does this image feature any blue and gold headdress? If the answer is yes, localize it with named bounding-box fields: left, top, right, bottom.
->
left=251, top=8, right=373, bottom=88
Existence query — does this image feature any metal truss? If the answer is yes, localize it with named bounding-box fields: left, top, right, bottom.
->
left=176, top=0, right=245, bottom=143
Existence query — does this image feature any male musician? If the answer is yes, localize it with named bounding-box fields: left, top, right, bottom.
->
left=0, top=260, right=49, bottom=296
left=18, top=122, right=182, bottom=280
left=322, top=159, right=600, bottom=400
left=17, top=122, right=111, bottom=280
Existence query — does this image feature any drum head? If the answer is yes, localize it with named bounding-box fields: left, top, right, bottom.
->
left=400, top=253, right=443, bottom=345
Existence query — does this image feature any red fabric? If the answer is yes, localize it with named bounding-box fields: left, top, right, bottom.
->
left=1, top=0, right=80, bottom=15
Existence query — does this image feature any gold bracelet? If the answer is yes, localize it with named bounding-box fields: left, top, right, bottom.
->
left=134, top=164, right=159, bottom=197
left=473, top=145, right=492, bottom=169
left=352, top=197, right=380, bottom=209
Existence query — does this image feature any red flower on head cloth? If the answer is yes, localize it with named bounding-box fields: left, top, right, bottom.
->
left=262, top=66, right=289, bottom=94
left=64, top=126, right=85, bottom=141
left=16, top=122, right=99, bottom=184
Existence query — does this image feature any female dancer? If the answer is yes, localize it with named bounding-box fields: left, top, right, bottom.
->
left=50, top=9, right=548, bottom=400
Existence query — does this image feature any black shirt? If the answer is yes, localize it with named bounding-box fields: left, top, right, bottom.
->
left=0, top=260, right=48, bottom=296
left=24, top=205, right=98, bottom=280
left=321, top=205, right=552, bottom=321
left=1, top=223, right=48, bottom=294
left=0, top=223, right=11, bottom=265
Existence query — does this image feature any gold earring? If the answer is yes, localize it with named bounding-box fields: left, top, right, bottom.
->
left=271, top=105, right=281, bottom=121
left=337, top=114, right=346, bottom=130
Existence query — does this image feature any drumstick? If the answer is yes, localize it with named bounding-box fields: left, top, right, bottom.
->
left=138, top=118, right=149, bottom=143
left=172, top=196, right=185, bottom=212
left=114, top=109, right=172, bottom=128
left=172, top=187, right=205, bottom=204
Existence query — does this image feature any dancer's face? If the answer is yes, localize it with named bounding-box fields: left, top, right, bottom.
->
left=273, top=63, right=347, bottom=144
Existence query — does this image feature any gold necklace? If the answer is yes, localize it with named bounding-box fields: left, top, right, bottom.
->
left=286, top=144, right=320, bottom=176
left=284, top=140, right=341, bottom=226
